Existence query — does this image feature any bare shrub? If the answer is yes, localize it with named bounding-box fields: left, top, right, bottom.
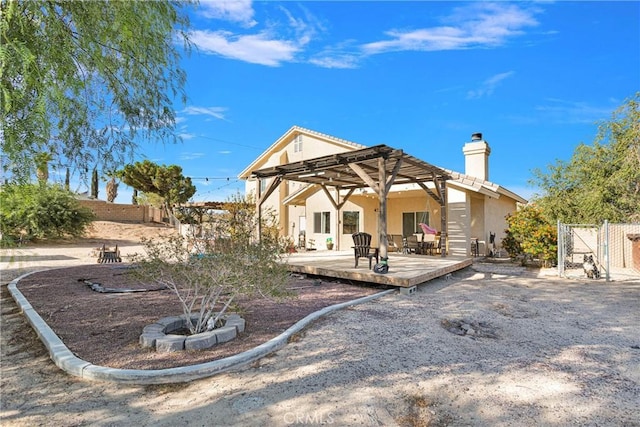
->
left=130, top=194, right=291, bottom=334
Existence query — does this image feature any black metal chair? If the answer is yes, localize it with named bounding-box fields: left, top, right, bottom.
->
left=351, top=232, right=379, bottom=269
left=405, top=234, right=421, bottom=254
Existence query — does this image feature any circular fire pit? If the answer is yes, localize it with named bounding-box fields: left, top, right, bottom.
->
left=139, top=313, right=245, bottom=352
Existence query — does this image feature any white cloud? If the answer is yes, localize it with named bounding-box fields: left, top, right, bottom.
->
left=183, top=106, right=228, bottom=121
left=190, top=4, right=322, bottom=67
left=218, top=150, right=232, bottom=155
left=198, top=0, right=257, bottom=27
left=362, top=2, right=539, bottom=55
left=278, top=4, right=324, bottom=45
left=179, top=132, right=196, bottom=140
left=535, top=99, right=614, bottom=124
left=180, top=152, right=205, bottom=161
left=309, top=53, right=360, bottom=69
left=190, top=30, right=300, bottom=66
left=467, top=71, right=515, bottom=99
left=190, top=2, right=542, bottom=69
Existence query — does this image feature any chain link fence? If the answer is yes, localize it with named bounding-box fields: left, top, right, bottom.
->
left=558, top=221, right=640, bottom=281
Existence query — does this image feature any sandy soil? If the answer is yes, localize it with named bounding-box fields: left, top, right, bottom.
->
left=1, top=222, right=639, bottom=426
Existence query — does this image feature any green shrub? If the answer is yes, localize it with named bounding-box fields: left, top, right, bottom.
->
left=0, top=183, right=95, bottom=245
left=503, top=205, right=557, bottom=267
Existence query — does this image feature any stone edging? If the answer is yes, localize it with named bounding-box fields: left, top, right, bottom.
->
left=8, top=269, right=395, bottom=385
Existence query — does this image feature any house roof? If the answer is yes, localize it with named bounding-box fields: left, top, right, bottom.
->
left=251, top=144, right=452, bottom=190
left=242, top=127, right=528, bottom=204
left=237, top=125, right=367, bottom=179
left=445, top=169, right=528, bottom=204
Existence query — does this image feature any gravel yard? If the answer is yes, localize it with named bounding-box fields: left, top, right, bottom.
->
left=1, top=222, right=639, bottom=426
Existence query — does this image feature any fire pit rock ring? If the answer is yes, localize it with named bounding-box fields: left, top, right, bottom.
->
left=140, top=313, right=246, bottom=352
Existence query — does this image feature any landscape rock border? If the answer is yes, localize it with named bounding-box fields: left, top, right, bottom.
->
left=8, top=268, right=395, bottom=384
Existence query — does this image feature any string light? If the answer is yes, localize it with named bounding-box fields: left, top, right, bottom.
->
left=189, top=177, right=233, bottom=181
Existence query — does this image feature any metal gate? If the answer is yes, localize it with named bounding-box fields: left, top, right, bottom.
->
left=558, top=221, right=640, bottom=282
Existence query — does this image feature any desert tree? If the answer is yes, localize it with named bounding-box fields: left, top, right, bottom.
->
left=531, top=93, right=640, bottom=223
left=1, top=0, right=192, bottom=182
left=119, top=159, right=196, bottom=216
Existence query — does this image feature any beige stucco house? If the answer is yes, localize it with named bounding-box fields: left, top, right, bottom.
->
left=238, top=126, right=527, bottom=257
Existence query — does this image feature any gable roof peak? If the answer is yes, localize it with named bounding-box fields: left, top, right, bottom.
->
left=238, top=126, right=366, bottom=179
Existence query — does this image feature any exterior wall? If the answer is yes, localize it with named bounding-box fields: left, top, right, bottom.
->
left=77, top=200, right=155, bottom=223
left=484, top=195, right=518, bottom=254
left=305, top=190, right=333, bottom=250
left=470, top=194, right=485, bottom=243
left=468, top=193, right=519, bottom=256
left=386, top=193, right=442, bottom=235
left=302, top=189, right=377, bottom=250
left=348, top=196, right=378, bottom=248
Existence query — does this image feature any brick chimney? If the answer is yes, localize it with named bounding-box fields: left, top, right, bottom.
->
left=463, top=132, right=490, bottom=181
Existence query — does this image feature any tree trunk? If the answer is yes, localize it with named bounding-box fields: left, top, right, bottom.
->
left=106, top=177, right=118, bottom=203
left=91, top=169, right=99, bottom=199
left=36, top=162, right=49, bottom=184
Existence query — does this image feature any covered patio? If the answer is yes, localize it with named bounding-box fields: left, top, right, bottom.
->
left=251, top=144, right=453, bottom=264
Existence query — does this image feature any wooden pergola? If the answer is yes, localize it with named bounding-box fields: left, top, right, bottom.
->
left=250, top=144, right=453, bottom=262
left=174, top=201, right=231, bottom=223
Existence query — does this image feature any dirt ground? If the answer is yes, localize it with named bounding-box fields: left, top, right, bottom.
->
left=1, top=222, right=639, bottom=426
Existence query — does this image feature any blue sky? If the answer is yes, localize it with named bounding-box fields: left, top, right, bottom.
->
left=103, top=1, right=639, bottom=204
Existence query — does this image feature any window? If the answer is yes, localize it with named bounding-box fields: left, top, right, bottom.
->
left=313, top=211, right=330, bottom=233
left=343, top=211, right=359, bottom=234
left=293, top=135, right=303, bottom=153
left=402, top=211, right=429, bottom=236
left=260, top=178, right=267, bottom=193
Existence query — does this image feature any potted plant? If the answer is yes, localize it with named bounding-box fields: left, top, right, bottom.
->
left=326, top=237, right=334, bottom=250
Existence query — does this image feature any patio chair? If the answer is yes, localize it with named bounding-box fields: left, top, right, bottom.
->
left=351, top=232, right=379, bottom=269
left=405, top=234, right=421, bottom=254
left=387, top=234, right=403, bottom=252
left=434, top=233, right=443, bottom=255
left=97, top=244, right=121, bottom=263
left=423, top=233, right=437, bottom=255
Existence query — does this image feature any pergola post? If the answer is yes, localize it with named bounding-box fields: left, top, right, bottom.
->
left=256, top=179, right=262, bottom=243
left=378, top=157, right=388, bottom=261
left=439, top=178, right=447, bottom=257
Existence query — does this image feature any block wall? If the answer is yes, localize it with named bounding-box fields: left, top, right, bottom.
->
left=78, top=200, right=150, bottom=222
